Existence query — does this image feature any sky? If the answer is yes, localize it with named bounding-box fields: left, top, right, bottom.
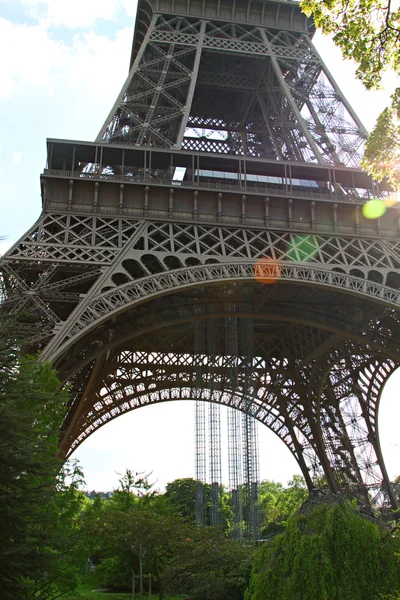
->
left=0, top=0, right=400, bottom=492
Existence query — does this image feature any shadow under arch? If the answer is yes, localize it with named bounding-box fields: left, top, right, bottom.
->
left=42, top=261, right=400, bottom=368
left=49, top=263, right=400, bottom=507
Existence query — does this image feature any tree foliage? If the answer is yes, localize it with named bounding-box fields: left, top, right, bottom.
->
left=164, top=477, right=232, bottom=531
left=246, top=499, right=400, bottom=600
left=0, top=315, right=86, bottom=599
left=258, top=476, right=308, bottom=535
left=362, top=89, right=400, bottom=187
left=79, top=478, right=251, bottom=600
left=301, top=0, right=400, bottom=186
left=301, top=0, right=400, bottom=88
left=165, top=477, right=200, bottom=521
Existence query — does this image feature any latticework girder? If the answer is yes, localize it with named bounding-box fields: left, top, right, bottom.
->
left=194, top=319, right=207, bottom=524
left=226, top=314, right=244, bottom=537
left=206, top=319, right=223, bottom=525
left=97, top=8, right=366, bottom=165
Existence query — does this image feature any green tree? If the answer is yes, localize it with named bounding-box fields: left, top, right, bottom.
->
left=301, top=0, right=400, bottom=187
left=0, top=315, right=85, bottom=599
left=165, top=477, right=199, bottom=521
left=362, top=91, right=400, bottom=188
left=80, top=492, right=250, bottom=600
left=164, top=526, right=251, bottom=600
left=164, top=477, right=232, bottom=532
left=111, top=468, right=158, bottom=510
left=259, top=476, right=308, bottom=536
left=246, top=498, right=400, bottom=600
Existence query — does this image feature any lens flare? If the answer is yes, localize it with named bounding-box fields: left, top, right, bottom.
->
left=288, top=235, right=318, bottom=262
left=384, top=191, right=400, bottom=208
left=254, top=257, right=281, bottom=285
left=362, top=199, right=387, bottom=219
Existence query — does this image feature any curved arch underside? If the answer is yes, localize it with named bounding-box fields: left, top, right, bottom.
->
left=43, top=261, right=400, bottom=366
left=56, top=277, right=400, bottom=509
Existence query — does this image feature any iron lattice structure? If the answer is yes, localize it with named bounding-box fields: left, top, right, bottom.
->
left=194, top=314, right=261, bottom=538
left=2, top=0, right=400, bottom=510
left=194, top=320, right=207, bottom=524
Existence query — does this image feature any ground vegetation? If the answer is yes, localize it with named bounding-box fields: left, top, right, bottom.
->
left=0, top=314, right=87, bottom=599
left=246, top=495, right=400, bottom=600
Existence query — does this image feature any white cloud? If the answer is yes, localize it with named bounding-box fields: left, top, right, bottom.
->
left=119, top=0, right=139, bottom=18
left=0, top=19, right=64, bottom=98
left=0, top=16, right=134, bottom=245
left=0, top=17, right=132, bottom=101
left=21, top=0, right=138, bottom=28
left=66, top=28, right=133, bottom=92
left=11, top=152, right=22, bottom=167
left=0, top=239, right=12, bottom=257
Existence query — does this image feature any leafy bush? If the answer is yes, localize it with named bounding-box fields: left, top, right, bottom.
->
left=246, top=500, right=400, bottom=600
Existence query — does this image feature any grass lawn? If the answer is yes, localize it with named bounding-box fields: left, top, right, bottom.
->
left=73, top=582, right=135, bottom=599
left=73, top=582, right=183, bottom=600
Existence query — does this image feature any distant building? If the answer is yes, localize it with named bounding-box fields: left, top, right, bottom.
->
left=85, top=490, right=114, bottom=500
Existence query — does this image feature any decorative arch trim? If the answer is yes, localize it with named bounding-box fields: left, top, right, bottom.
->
left=43, top=262, right=400, bottom=364
left=65, top=384, right=321, bottom=486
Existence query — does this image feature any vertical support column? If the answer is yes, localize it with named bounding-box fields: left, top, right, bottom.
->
left=259, top=29, right=325, bottom=165
left=217, top=193, right=222, bottom=222
left=144, top=186, right=149, bottom=216
left=264, top=196, right=270, bottom=227
left=333, top=203, right=338, bottom=232
left=239, top=318, right=260, bottom=540
left=194, top=318, right=207, bottom=525
left=310, top=201, right=315, bottom=230
left=169, top=188, right=174, bottom=218
left=64, top=214, right=71, bottom=244
left=241, top=195, right=246, bottom=223
left=119, top=184, right=124, bottom=213
left=68, top=180, right=74, bottom=210
left=355, top=205, right=360, bottom=234
left=93, top=182, right=99, bottom=211
left=41, top=179, right=48, bottom=207
left=193, top=190, right=198, bottom=219
left=208, top=319, right=222, bottom=527
left=302, top=34, right=368, bottom=137
left=175, top=20, right=207, bottom=148
left=226, top=314, right=243, bottom=540
left=96, top=13, right=160, bottom=142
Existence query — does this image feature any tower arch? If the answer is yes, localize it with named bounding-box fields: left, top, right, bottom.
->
left=1, top=0, right=400, bottom=510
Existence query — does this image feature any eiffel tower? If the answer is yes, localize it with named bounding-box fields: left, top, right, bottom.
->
left=2, top=0, right=400, bottom=509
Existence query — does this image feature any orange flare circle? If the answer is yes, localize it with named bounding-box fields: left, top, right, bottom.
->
left=384, top=192, right=400, bottom=208
left=253, top=257, right=281, bottom=285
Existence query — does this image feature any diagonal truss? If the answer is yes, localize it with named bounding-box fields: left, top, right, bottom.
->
left=98, top=12, right=366, bottom=165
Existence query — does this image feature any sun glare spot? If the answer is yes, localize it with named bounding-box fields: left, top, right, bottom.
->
left=254, top=257, right=281, bottom=284
left=384, top=191, right=400, bottom=208
left=288, top=235, right=318, bottom=262
left=362, top=198, right=387, bottom=219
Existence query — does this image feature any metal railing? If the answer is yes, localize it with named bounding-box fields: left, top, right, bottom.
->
left=44, top=200, right=385, bottom=237
left=43, top=168, right=371, bottom=204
